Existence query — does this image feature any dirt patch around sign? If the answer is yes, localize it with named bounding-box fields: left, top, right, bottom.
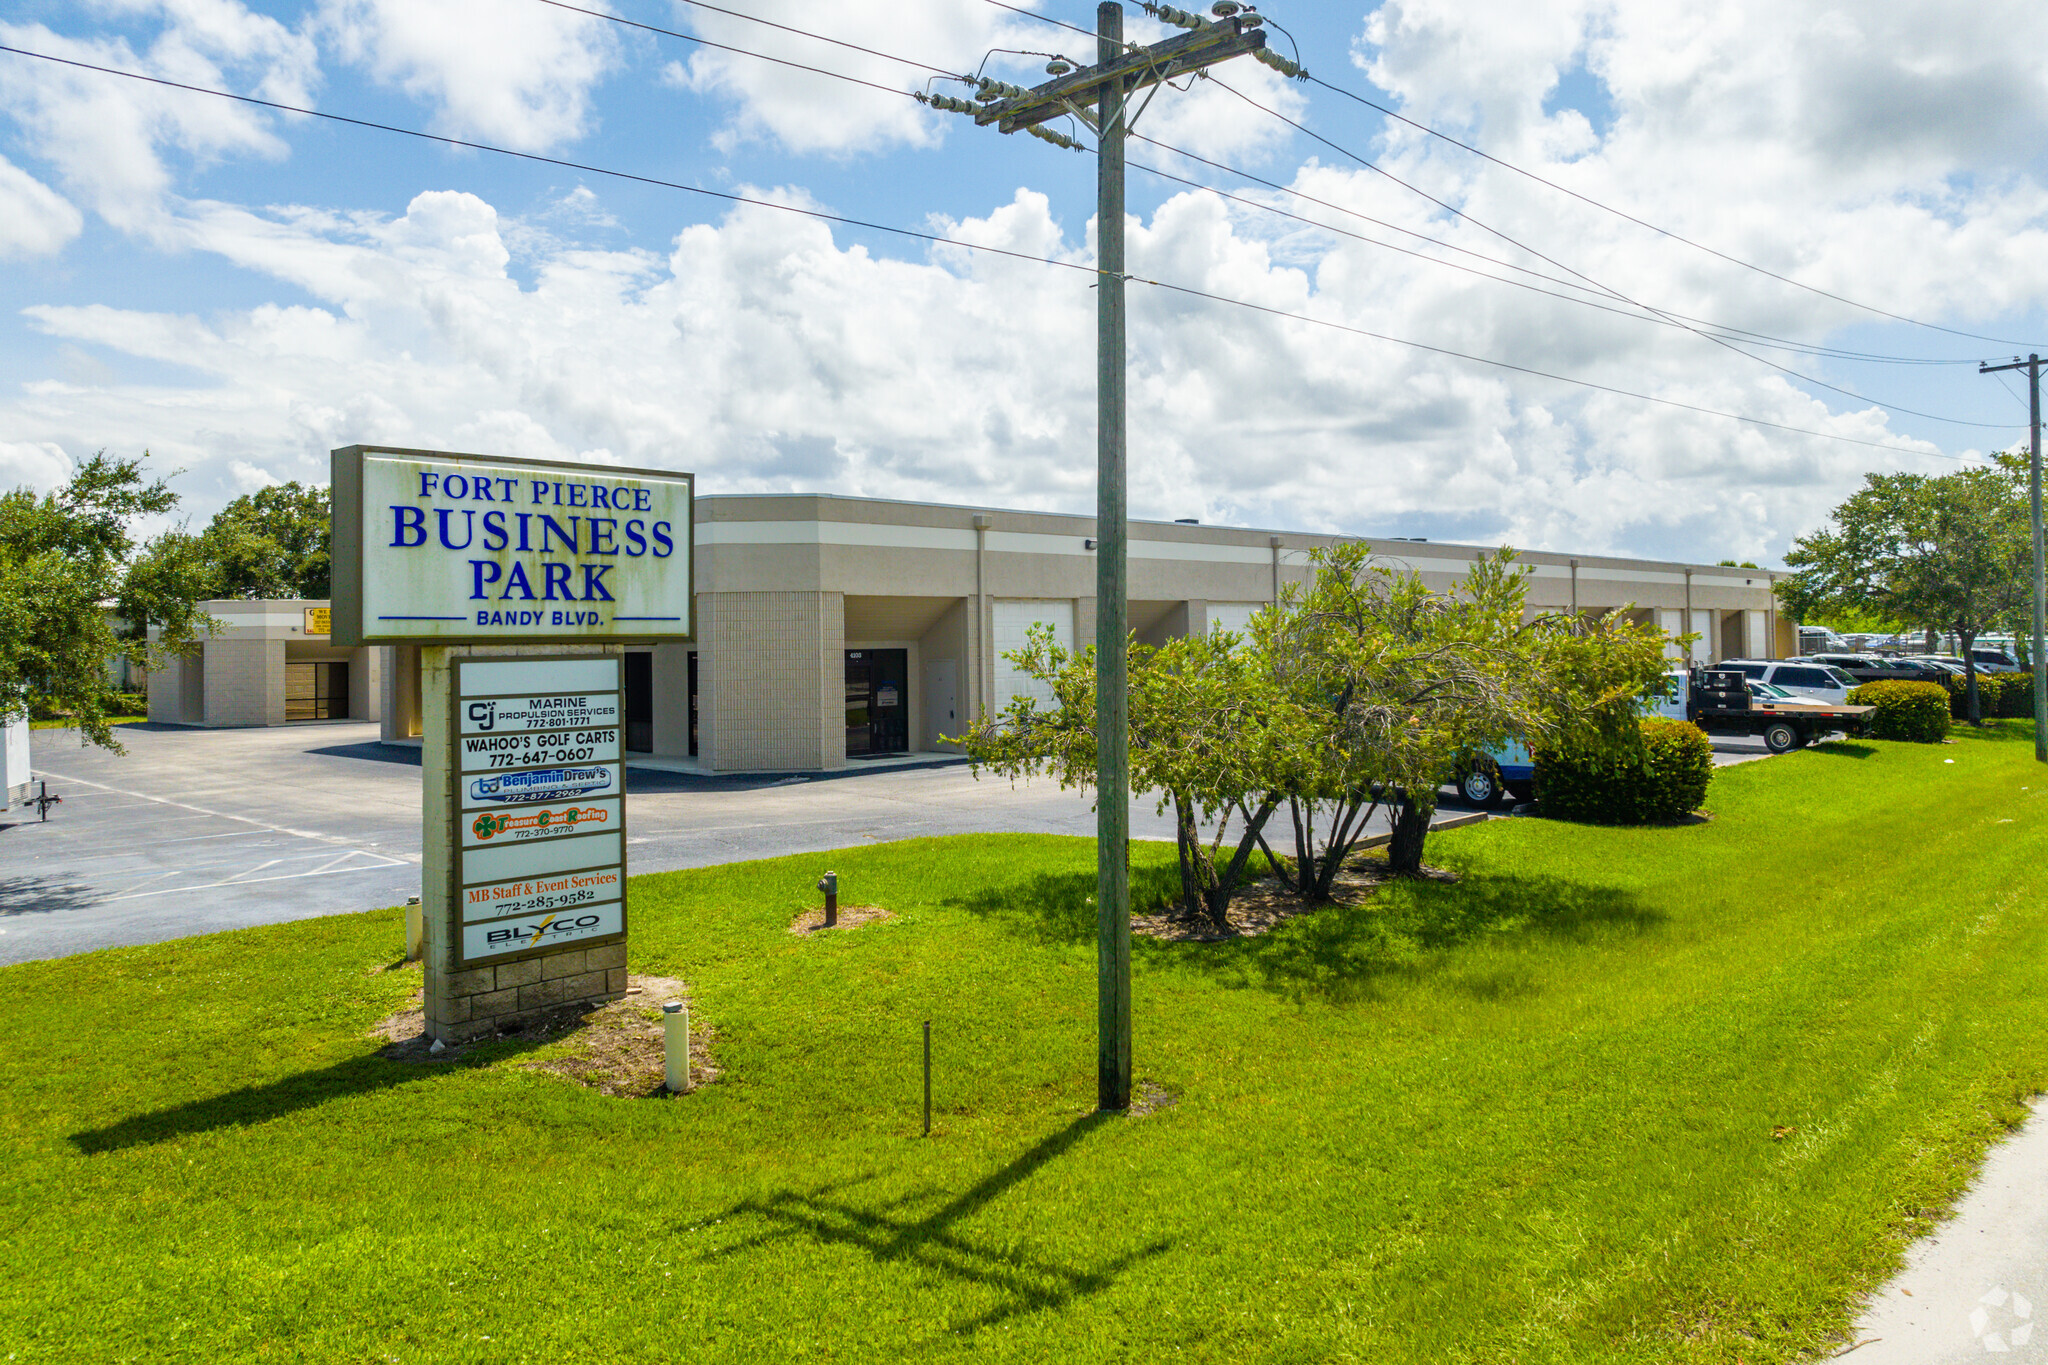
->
left=1126, top=1079, right=1181, bottom=1117
left=1131, top=853, right=1458, bottom=942
left=789, top=904, right=893, bottom=935
left=371, top=974, right=719, bottom=1097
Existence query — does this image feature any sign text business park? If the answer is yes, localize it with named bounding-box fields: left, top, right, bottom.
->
left=330, top=445, right=694, bottom=646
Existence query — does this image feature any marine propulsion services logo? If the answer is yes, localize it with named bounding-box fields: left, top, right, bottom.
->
left=463, top=693, right=618, bottom=732
left=468, top=766, right=614, bottom=804
left=1971, top=1285, right=2034, bottom=1353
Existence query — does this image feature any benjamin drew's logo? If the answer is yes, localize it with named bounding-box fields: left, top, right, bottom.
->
left=468, top=766, right=612, bottom=804
left=468, top=701, right=498, bottom=730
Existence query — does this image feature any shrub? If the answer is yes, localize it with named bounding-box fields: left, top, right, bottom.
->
left=1941, top=672, right=2037, bottom=720
left=1534, top=718, right=1714, bottom=825
left=1850, top=679, right=1951, bottom=742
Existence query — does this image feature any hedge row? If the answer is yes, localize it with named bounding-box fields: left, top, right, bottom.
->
left=1534, top=717, right=1714, bottom=825
left=1846, top=680, right=1950, bottom=743
left=1943, top=671, right=2039, bottom=720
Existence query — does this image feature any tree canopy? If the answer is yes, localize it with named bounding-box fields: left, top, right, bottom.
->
left=0, top=451, right=216, bottom=749
left=198, top=481, right=332, bottom=600
left=955, top=543, right=1673, bottom=929
left=1781, top=465, right=2029, bottom=722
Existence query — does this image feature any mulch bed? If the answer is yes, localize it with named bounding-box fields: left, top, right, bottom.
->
left=1131, top=854, right=1458, bottom=942
left=371, top=973, right=719, bottom=1097
left=789, top=904, right=893, bottom=935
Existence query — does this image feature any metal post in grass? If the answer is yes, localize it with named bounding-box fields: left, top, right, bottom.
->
left=923, top=1020, right=932, bottom=1137
left=1980, top=353, right=2047, bottom=762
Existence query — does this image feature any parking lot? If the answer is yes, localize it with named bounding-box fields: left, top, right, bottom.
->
left=2, top=722, right=1778, bottom=965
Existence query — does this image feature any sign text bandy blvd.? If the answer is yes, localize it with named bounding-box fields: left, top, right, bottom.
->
left=451, top=657, right=627, bottom=968
left=330, top=445, right=693, bottom=646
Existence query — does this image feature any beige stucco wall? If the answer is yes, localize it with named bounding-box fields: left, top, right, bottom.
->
left=698, top=591, right=842, bottom=772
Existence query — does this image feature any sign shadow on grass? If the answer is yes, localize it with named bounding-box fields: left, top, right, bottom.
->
left=68, top=1041, right=543, bottom=1154
left=693, top=1113, right=1168, bottom=1336
left=949, top=867, right=1662, bottom=1002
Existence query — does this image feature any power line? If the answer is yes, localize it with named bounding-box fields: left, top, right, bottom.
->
left=0, top=41, right=2001, bottom=461
left=0, top=44, right=1090, bottom=275
left=1126, top=272, right=1996, bottom=456
left=555, top=0, right=1983, bottom=372
left=1207, top=73, right=2014, bottom=429
left=1305, top=74, right=2048, bottom=352
left=528, top=0, right=918, bottom=97
left=540, top=0, right=965, bottom=79
left=1125, top=148, right=1976, bottom=368
left=998, top=0, right=2046, bottom=355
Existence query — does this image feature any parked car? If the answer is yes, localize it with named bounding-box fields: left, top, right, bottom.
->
left=1808, top=653, right=1951, bottom=685
left=1900, top=655, right=1967, bottom=675
left=1717, top=659, right=1861, bottom=705
left=1456, top=739, right=1534, bottom=807
left=1970, top=647, right=2022, bottom=673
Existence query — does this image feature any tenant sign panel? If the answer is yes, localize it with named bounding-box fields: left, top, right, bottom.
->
left=330, top=445, right=694, bottom=646
left=450, top=655, right=627, bottom=969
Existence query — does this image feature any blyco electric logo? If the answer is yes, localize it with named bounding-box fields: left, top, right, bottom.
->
left=484, top=912, right=608, bottom=949
left=468, top=767, right=612, bottom=804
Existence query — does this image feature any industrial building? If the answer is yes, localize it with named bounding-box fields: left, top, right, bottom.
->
left=149, top=494, right=1786, bottom=770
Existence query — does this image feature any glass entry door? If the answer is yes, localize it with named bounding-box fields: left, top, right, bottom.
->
left=284, top=662, right=349, bottom=721
left=845, top=649, right=909, bottom=757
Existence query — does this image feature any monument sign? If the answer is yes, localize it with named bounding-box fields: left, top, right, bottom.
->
left=330, top=444, right=693, bottom=1044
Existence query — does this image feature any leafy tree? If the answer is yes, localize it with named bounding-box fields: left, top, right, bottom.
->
left=956, top=626, right=1286, bottom=932
left=958, top=543, right=1674, bottom=928
left=199, top=481, right=331, bottom=599
left=1782, top=466, right=2029, bottom=724
left=0, top=451, right=216, bottom=749
left=1267, top=543, right=1668, bottom=883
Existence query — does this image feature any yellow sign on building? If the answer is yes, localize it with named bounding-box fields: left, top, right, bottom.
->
left=303, top=607, right=331, bottom=636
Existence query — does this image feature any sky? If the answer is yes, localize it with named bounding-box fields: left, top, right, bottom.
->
left=3, top=0, right=2047, bottom=568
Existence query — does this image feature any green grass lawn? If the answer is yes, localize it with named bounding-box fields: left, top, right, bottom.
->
left=3, top=726, right=2046, bottom=1363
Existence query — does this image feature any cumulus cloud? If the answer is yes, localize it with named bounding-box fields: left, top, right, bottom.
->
left=2, top=0, right=2045, bottom=566
left=0, top=4, right=315, bottom=236
left=0, top=155, right=83, bottom=257
left=320, top=0, right=618, bottom=152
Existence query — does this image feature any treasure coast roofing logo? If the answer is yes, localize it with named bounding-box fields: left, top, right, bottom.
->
left=469, top=767, right=612, bottom=804
left=472, top=805, right=609, bottom=841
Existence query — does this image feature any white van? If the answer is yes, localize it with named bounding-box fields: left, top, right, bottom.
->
left=1718, top=659, right=1860, bottom=705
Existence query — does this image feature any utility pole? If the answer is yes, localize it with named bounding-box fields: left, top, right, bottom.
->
left=1981, top=354, right=2046, bottom=763
left=927, top=2, right=1295, bottom=1110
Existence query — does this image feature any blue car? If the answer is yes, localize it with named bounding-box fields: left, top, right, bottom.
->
left=1457, top=740, right=1534, bottom=807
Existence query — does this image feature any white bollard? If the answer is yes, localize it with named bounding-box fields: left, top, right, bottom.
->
left=404, top=896, right=424, bottom=962
left=663, top=1000, right=690, bottom=1093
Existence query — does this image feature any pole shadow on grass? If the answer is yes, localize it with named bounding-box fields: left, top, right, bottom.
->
left=68, top=1040, right=545, bottom=1154
left=947, top=867, right=1661, bottom=1003
left=693, top=1113, right=1168, bottom=1335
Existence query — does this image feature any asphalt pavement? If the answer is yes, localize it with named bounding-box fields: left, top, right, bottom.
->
left=2, top=720, right=1781, bottom=966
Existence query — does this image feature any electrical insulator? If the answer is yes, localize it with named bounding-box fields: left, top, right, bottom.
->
left=1144, top=4, right=1208, bottom=31
left=1253, top=46, right=1306, bottom=79
left=926, top=93, right=979, bottom=115
left=976, top=78, right=1030, bottom=102
left=1045, top=57, right=1074, bottom=76
left=1024, top=123, right=1085, bottom=152
left=1211, top=1, right=1242, bottom=15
